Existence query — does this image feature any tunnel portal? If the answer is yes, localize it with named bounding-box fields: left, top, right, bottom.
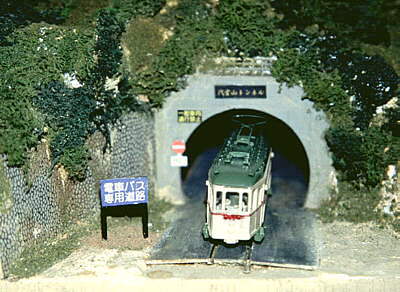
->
left=155, top=73, right=334, bottom=208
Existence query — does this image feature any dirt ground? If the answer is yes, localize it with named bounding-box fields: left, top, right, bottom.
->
left=32, top=217, right=400, bottom=280
left=318, top=221, right=400, bottom=276
left=82, top=221, right=161, bottom=251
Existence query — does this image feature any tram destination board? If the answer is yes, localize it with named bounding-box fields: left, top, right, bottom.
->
left=215, top=85, right=266, bottom=99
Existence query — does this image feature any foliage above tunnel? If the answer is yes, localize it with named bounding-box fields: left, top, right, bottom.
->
left=0, top=1, right=159, bottom=178
left=0, top=0, right=399, bottom=192
left=269, top=0, right=395, bottom=46
left=0, top=0, right=68, bottom=45
left=0, top=23, right=94, bottom=167
left=125, top=0, right=226, bottom=107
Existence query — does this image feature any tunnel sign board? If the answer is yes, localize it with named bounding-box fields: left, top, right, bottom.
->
left=215, top=85, right=266, bottom=98
left=177, top=110, right=202, bottom=123
left=170, top=155, right=188, bottom=167
left=100, top=177, right=148, bottom=207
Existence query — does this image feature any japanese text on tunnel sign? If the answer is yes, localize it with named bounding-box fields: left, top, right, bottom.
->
left=215, top=85, right=266, bottom=98
left=177, top=110, right=202, bottom=123
left=100, top=177, right=148, bottom=207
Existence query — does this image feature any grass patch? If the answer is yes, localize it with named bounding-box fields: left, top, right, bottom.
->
left=122, top=17, right=166, bottom=74
left=318, top=182, right=400, bottom=234
left=8, top=217, right=100, bottom=279
left=0, top=159, right=12, bottom=214
left=64, top=0, right=112, bottom=27
left=318, top=183, right=381, bottom=223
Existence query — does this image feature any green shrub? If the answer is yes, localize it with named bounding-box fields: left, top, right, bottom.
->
left=216, top=0, right=281, bottom=57
left=30, top=8, right=147, bottom=179
left=271, top=0, right=391, bottom=46
left=28, top=4, right=154, bottom=179
left=326, top=126, right=397, bottom=188
left=30, top=9, right=142, bottom=179
left=321, top=51, right=399, bottom=129
left=59, top=146, right=91, bottom=180
left=0, top=85, right=41, bottom=166
left=271, top=47, right=319, bottom=88
left=0, top=23, right=94, bottom=167
left=0, top=0, right=68, bottom=45
left=318, top=182, right=382, bottom=223
left=302, top=71, right=353, bottom=126
left=112, top=0, right=166, bottom=23
left=34, top=82, right=96, bottom=180
left=383, top=107, right=400, bottom=137
left=89, top=9, right=150, bottom=152
left=269, top=29, right=399, bottom=190
left=92, top=9, right=124, bottom=83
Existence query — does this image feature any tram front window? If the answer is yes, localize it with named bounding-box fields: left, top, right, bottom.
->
left=216, top=191, right=222, bottom=210
left=242, top=193, right=248, bottom=212
left=225, top=192, right=239, bottom=210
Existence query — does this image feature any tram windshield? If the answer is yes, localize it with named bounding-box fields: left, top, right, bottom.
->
left=226, top=192, right=239, bottom=210
left=215, top=190, right=250, bottom=212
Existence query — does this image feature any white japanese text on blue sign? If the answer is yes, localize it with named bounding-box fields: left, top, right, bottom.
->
left=100, top=177, right=148, bottom=207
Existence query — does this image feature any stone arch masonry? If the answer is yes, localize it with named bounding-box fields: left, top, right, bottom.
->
left=155, top=73, right=334, bottom=209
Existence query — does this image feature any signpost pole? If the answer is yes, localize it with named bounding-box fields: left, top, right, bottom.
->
left=141, top=204, right=149, bottom=238
left=101, top=207, right=108, bottom=240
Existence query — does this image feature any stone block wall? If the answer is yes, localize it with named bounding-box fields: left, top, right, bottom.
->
left=378, top=164, right=400, bottom=219
left=0, top=112, right=155, bottom=278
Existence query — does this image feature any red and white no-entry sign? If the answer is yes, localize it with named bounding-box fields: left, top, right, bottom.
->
left=172, top=140, right=186, bottom=155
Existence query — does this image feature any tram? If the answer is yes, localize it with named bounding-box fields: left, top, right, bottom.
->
left=202, top=115, right=273, bottom=244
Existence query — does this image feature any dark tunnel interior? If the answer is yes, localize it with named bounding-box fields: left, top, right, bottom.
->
left=180, top=109, right=310, bottom=209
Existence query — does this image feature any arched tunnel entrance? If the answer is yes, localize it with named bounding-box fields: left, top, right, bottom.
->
left=180, top=109, right=310, bottom=209
left=152, top=74, right=326, bottom=267
left=152, top=108, right=318, bottom=267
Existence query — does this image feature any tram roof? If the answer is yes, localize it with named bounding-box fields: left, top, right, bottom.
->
left=209, top=166, right=264, bottom=188
left=208, top=129, right=271, bottom=188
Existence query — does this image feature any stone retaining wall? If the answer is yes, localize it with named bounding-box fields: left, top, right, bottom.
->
left=0, top=112, right=155, bottom=278
left=377, top=164, right=400, bottom=225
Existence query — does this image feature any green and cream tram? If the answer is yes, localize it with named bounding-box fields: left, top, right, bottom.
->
left=202, top=115, right=273, bottom=244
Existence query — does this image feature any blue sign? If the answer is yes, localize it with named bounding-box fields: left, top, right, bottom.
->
left=100, top=177, right=148, bottom=207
